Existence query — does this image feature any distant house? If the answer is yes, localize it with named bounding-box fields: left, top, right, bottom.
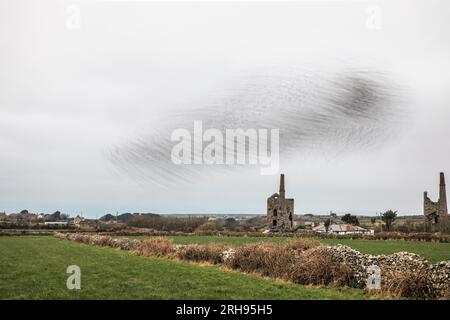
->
left=74, top=218, right=98, bottom=231
left=73, top=216, right=84, bottom=225
left=312, top=223, right=374, bottom=235
left=303, top=221, right=315, bottom=228
left=295, top=220, right=315, bottom=229
left=43, top=221, right=68, bottom=226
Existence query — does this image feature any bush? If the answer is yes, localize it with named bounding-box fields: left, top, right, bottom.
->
left=177, top=244, right=230, bottom=264
left=383, top=271, right=437, bottom=300
left=225, top=243, right=294, bottom=279
left=441, top=284, right=450, bottom=300
left=111, top=238, right=141, bottom=250
left=73, top=234, right=89, bottom=244
left=135, top=237, right=175, bottom=258
left=287, top=246, right=355, bottom=287
left=91, top=235, right=113, bottom=247
left=287, top=239, right=320, bottom=251
left=54, top=232, right=69, bottom=240
left=195, top=221, right=222, bottom=232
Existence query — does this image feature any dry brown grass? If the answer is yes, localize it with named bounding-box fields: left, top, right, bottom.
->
left=176, top=244, right=230, bottom=264
left=441, top=284, right=450, bottom=300
left=110, top=238, right=141, bottom=250
left=287, top=238, right=320, bottom=251
left=287, top=246, right=355, bottom=287
left=54, top=232, right=68, bottom=240
left=225, top=243, right=294, bottom=279
left=92, top=235, right=113, bottom=247
left=382, top=271, right=437, bottom=300
left=134, top=237, right=176, bottom=258
left=73, top=234, right=89, bottom=244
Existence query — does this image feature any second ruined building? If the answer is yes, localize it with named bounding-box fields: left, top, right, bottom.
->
left=267, top=174, right=294, bottom=231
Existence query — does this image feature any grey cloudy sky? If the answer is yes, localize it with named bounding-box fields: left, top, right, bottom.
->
left=1, top=0, right=450, bottom=217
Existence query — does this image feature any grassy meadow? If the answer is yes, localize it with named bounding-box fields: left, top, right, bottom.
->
left=1, top=234, right=449, bottom=300
left=0, top=236, right=365, bottom=300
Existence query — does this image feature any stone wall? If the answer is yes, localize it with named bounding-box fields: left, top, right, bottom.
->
left=323, top=244, right=450, bottom=294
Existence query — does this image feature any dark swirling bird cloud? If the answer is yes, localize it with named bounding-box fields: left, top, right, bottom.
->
left=108, top=67, right=404, bottom=185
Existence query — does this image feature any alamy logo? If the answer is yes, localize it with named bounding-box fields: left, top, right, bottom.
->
left=66, top=265, right=81, bottom=290
left=170, top=121, right=280, bottom=175
left=366, top=5, right=381, bottom=30
left=66, top=5, right=81, bottom=30
left=366, top=265, right=381, bottom=290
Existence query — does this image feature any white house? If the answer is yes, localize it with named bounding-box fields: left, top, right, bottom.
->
left=312, top=223, right=374, bottom=235
left=43, top=221, right=68, bottom=226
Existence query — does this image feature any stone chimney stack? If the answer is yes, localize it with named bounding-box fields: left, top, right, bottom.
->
left=279, top=174, right=285, bottom=198
left=440, top=172, right=448, bottom=214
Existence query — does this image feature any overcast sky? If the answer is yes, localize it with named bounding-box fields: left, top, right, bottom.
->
left=1, top=0, right=450, bottom=217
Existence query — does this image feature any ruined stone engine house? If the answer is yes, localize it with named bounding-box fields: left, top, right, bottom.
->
left=424, top=172, right=449, bottom=232
left=267, top=174, right=294, bottom=230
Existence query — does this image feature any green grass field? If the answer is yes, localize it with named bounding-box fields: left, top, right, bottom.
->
left=129, top=235, right=450, bottom=263
left=0, top=236, right=365, bottom=300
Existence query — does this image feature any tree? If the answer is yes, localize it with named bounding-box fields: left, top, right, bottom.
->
left=50, top=211, right=61, bottom=221
left=324, top=218, right=331, bottom=233
left=196, top=221, right=220, bottom=232
left=370, top=217, right=377, bottom=225
left=223, top=218, right=238, bottom=228
left=381, top=210, right=397, bottom=231
left=100, top=214, right=115, bottom=222
left=341, top=213, right=360, bottom=226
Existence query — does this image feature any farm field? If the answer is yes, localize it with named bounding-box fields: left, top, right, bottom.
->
left=0, top=236, right=365, bottom=300
left=129, top=235, right=450, bottom=263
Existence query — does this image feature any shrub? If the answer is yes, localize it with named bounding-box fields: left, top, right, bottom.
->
left=73, top=234, right=89, bottom=244
left=90, top=235, right=113, bottom=247
left=287, top=238, right=320, bottom=252
left=287, top=246, right=355, bottom=287
left=111, top=238, right=141, bottom=250
left=55, top=233, right=143, bottom=251
left=195, top=222, right=222, bottom=232
left=176, top=244, right=230, bottom=264
left=135, top=237, right=175, bottom=258
left=383, top=271, right=437, bottom=300
left=225, top=243, right=294, bottom=279
left=54, top=232, right=68, bottom=240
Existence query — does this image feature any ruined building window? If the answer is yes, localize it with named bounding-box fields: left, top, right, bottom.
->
left=273, top=209, right=277, bottom=217
left=428, top=212, right=439, bottom=224
left=273, top=220, right=277, bottom=227
left=289, top=212, right=292, bottom=221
